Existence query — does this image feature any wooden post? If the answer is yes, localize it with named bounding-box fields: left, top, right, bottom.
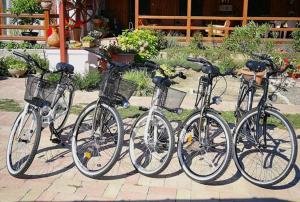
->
left=242, top=0, right=248, bottom=26
left=59, top=0, right=68, bottom=63
left=135, top=0, right=139, bottom=29
left=44, top=10, right=50, bottom=40
left=0, top=0, right=2, bottom=36
left=186, top=0, right=192, bottom=42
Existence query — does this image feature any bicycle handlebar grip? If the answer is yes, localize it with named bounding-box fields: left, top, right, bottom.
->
left=252, top=52, right=270, bottom=60
left=179, top=72, right=187, bottom=79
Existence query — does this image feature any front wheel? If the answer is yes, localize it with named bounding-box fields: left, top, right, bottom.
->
left=233, top=108, right=297, bottom=186
left=129, top=112, right=174, bottom=176
left=72, top=101, right=124, bottom=178
left=177, top=110, right=232, bottom=183
left=6, top=106, right=41, bottom=177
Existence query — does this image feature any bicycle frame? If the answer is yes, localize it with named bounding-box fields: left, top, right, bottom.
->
left=143, top=87, right=165, bottom=145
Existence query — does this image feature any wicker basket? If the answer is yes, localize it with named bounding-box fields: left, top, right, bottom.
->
left=156, top=87, right=186, bottom=110
left=239, top=68, right=266, bottom=85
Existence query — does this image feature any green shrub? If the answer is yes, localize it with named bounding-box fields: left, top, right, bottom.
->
left=118, top=29, right=159, bottom=60
left=0, top=57, right=9, bottom=76
left=74, top=71, right=103, bottom=91
left=123, top=70, right=152, bottom=96
left=223, top=21, right=274, bottom=54
left=30, top=53, right=49, bottom=72
left=190, top=31, right=204, bottom=49
left=47, top=71, right=103, bottom=91
left=0, top=41, right=45, bottom=50
left=292, top=30, right=300, bottom=52
left=4, top=56, right=28, bottom=70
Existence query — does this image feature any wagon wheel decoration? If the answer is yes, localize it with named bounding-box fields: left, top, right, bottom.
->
left=65, top=0, right=96, bottom=29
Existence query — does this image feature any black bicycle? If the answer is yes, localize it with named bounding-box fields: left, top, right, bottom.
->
left=233, top=52, right=298, bottom=186
left=177, top=57, right=235, bottom=183
left=71, top=48, right=137, bottom=178
left=6, top=51, right=75, bottom=177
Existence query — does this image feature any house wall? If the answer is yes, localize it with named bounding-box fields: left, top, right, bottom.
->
left=106, top=0, right=130, bottom=29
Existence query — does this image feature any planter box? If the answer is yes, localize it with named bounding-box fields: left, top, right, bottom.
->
left=0, top=49, right=99, bottom=75
left=111, top=53, right=135, bottom=64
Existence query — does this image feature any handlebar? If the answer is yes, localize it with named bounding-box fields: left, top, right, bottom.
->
left=187, top=56, right=213, bottom=67
left=13, top=51, right=50, bottom=73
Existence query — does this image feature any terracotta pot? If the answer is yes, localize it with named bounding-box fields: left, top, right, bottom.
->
left=111, top=53, right=135, bottom=64
left=93, top=19, right=103, bottom=28
left=8, top=69, right=27, bottom=78
left=239, top=68, right=265, bottom=85
left=40, top=1, right=52, bottom=10
left=47, top=26, right=60, bottom=48
left=72, top=28, right=81, bottom=42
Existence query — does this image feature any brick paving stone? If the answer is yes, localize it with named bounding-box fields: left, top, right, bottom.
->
left=20, top=188, right=46, bottom=201
left=176, top=189, right=191, bottom=200
left=116, top=191, right=148, bottom=201
left=137, top=175, right=151, bottom=187
left=75, top=181, right=108, bottom=198
left=125, top=173, right=141, bottom=184
left=102, top=183, right=122, bottom=199
left=53, top=192, right=86, bottom=201
left=121, top=183, right=149, bottom=194
left=148, top=186, right=177, bottom=198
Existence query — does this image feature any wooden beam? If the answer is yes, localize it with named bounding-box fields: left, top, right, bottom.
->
left=139, top=15, right=187, bottom=20
left=186, top=0, right=192, bottom=42
left=44, top=10, right=50, bottom=38
left=0, top=0, right=3, bottom=36
left=59, top=0, right=68, bottom=63
left=242, top=0, right=248, bottom=26
left=0, top=25, right=45, bottom=30
left=135, top=0, right=139, bottom=29
left=0, top=36, right=45, bottom=41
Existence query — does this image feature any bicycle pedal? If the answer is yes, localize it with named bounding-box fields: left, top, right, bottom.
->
left=51, top=138, right=62, bottom=144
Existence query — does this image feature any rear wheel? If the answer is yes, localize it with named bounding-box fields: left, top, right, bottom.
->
left=233, top=108, right=297, bottom=186
left=178, top=110, right=232, bottom=183
left=72, top=101, right=124, bottom=178
left=51, top=84, right=74, bottom=133
left=129, top=112, right=174, bottom=176
left=6, top=106, right=41, bottom=177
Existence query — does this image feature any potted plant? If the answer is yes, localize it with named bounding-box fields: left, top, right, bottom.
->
left=10, top=0, right=43, bottom=44
left=5, top=56, right=28, bottom=78
left=105, top=42, right=136, bottom=64
left=81, top=36, right=96, bottom=48
left=39, top=0, right=52, bottom=10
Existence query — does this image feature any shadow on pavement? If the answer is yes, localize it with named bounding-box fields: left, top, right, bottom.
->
left=21, top=124, right=75, bottom=179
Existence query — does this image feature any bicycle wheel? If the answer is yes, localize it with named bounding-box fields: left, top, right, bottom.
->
left=177, top=110, right=232, bottom=183
left=72, top=101, right=124, bottom=178
left=129, top=112, right=174, bottom=176
left=51, top=84, right=74, bottom=132
left=6, top=106, right=41, bottom=177
left=233, top=108, right=297, bottom=186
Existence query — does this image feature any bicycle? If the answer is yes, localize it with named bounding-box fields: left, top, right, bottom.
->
left=233, top=52, right=298, bottom=186
left=129, top=61, right=187, bottom=176
left=71, top=48, right=137, bottom=178
left=6, top=51, right=75, bottom=177
left=177, top=57, right=235, bottom=183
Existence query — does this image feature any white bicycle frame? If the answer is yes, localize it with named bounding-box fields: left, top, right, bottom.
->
left=143, top=87, right=164, bottom=145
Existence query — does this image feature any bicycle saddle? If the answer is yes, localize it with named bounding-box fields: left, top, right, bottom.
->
left=56, top=63, right=74, bottom=74
left=246, top=60, right=267, bottom=72
left=152, top=76, right=171, bottom=87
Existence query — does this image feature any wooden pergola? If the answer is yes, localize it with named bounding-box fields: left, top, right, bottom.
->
left=1, top=0, right=300, bottom=64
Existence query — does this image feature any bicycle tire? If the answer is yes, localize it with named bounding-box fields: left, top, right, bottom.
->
left=72, top=101, right=124, bottom=178
left=129, top=111, right=174, bottom=176
left=177, top=110, right=232, bottom=183
left=6, top=107, right=41, bottom=177
left=233, top=107, right=298, bottom=186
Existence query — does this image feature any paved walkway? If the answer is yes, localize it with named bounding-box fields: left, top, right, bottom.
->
left=0, top=111, right=300, bottom=201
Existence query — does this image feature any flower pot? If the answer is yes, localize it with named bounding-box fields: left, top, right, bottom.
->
left=72, top=28, right=82, bottom=42
left=288, top=72, right=300, bottom=79
left=41, top=1, right=52, bottom=10
left=82, top=41, right=95, bottom=48
left=239, top=68, right=265, bottom=85
left=111, top=53, right=135, bottom=64
left=21, top=31, right=39, bottom=44
left=93, top=19, right=103, bottom=28
left=8, top=69, right=27, bottom=78
left=47, top=26, right=60, bottom=48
